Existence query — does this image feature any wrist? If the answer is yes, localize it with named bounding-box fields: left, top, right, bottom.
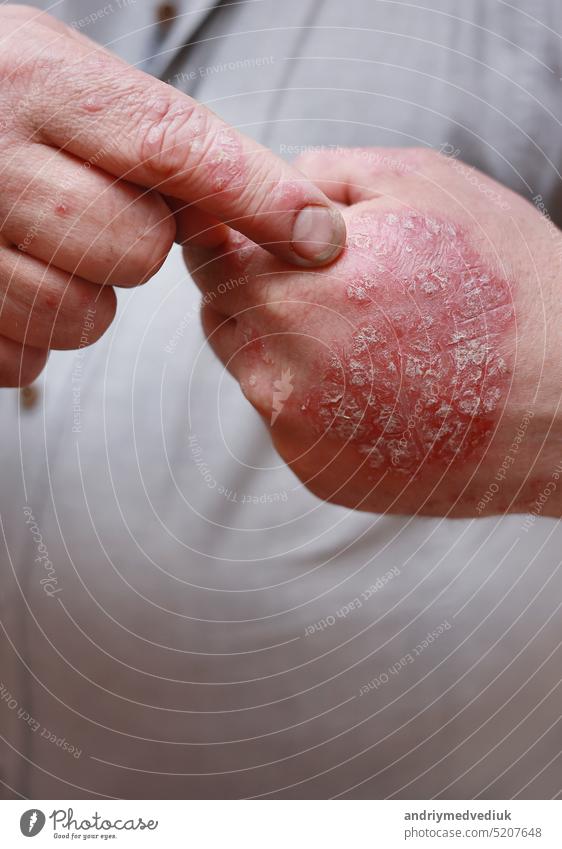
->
left=481, top=228, right=562, bottom=516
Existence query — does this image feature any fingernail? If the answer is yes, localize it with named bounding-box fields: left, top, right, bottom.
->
left=291, top=205, right=346, bottom=265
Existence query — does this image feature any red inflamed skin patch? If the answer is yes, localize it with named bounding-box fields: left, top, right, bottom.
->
left=301, top=210, right=515, bottom=476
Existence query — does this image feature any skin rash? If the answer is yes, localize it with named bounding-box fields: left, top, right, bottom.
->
left=304, top=211, right=515, bottom=475
left=237, top=210, right=515, bottom=480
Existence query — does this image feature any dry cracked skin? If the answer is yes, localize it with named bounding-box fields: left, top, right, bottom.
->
left=301, top=211, right=514, bottom=475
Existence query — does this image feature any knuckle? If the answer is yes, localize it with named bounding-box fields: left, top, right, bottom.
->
left=0, top=51, right=33, bottom=109
left=193, top=125, right=245, bottom=199
left=0, top=52, right=58, bottom=145
left=259, top=296, right=295, bottom=327
left=135, top=95, right=202, bottom=184
left=134, top=95, right=245, bottom=198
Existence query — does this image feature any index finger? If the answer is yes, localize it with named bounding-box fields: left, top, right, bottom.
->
left=21, top=32, right=346, bottom=266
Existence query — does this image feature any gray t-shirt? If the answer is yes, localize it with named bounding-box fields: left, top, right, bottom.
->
left=1, top=0, right=561, bottom=799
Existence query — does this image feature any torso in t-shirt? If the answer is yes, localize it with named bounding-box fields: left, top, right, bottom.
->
left=1, top=0, right=561, bottom=799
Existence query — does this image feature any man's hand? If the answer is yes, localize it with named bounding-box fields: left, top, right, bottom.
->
left=0, top=5, right=345, bottom=387
left=184, top=147, right=562, bottom=518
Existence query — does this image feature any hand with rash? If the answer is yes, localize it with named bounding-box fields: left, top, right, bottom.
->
left=185, top=148, right=562, bottom=517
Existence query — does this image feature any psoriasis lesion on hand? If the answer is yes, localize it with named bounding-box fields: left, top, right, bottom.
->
left=300, top=210, right=515, bottom=475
